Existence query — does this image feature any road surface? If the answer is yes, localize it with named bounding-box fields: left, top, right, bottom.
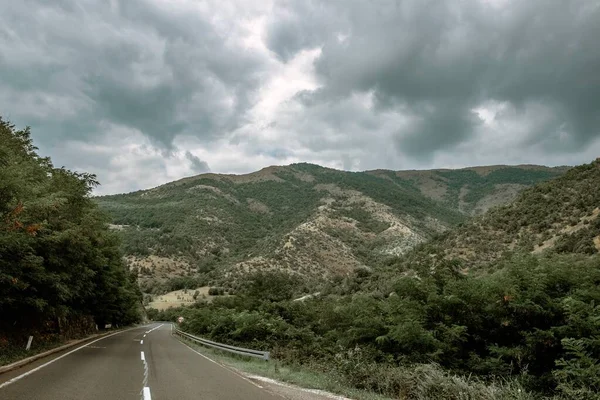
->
left=0, top=323, right=282, bottom=400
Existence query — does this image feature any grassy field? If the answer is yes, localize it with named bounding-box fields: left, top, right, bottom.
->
left=147, top=287, right=219, bottom=310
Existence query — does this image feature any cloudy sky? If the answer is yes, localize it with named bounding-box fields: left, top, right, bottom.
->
left=1, top=0, right=599, bottom=194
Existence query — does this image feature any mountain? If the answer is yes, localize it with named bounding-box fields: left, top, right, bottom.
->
left=95, top=163, right=566, bottom=293
left=400, top=159, right=600, bottom=273
left=367, top=164, right=570, bottom=215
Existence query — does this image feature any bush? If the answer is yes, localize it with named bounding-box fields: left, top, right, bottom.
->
left=208, top=287, right=225, bottom=296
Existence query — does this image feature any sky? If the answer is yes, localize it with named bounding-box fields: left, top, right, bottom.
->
left=1, top=0, right=599, bottom=194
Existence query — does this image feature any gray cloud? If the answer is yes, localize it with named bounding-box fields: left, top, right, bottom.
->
left=1, top=0, right=599, bottom=194
left=265, top=0, right=600, bottom=159
left=0, top=0, right=266, bottom=148
left=185, top=151, right=211, bottom=174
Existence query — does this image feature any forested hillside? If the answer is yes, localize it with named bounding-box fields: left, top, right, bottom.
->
left=150, top=160, right=600, bottom=399
left=399, top=159, right=600, bottom=273
left=0, top=118, right=141, bottom=364
left=368, top=164, right=568, bottom=215
left=96, top=163, right=563, bottom=294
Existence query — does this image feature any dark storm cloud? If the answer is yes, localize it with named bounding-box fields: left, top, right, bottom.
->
left=185, top=151, right=211, bottom=174
left=399, top=102, right=482, bottom=158
left=265, top=0, right=600, bottom=159
left=2, top=0, right=599, bottom=194
left=0, top=0, right=265, bottom=148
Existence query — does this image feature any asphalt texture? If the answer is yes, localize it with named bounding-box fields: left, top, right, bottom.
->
left=0, top=323, right=283, bottom=400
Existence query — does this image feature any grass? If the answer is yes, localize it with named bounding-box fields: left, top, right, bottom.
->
left=175, top=333, right=545, bottom=400
left=175, top=335, right=393, bottom=400
left=0, top=337, right=63, bottom=366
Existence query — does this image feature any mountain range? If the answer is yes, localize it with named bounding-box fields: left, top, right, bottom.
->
left=95, top=163, right=568, bottom=293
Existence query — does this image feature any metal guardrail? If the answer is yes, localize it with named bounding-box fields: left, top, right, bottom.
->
left=173, top=327, right=270, bottom=361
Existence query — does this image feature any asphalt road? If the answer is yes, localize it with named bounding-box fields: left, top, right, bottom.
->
left=0, top=323, right=282, bottom=400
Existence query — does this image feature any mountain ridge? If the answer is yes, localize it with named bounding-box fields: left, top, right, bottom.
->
left=397, top=159, right=600, bottom=274
left=95, top=162, right=567, bottom=293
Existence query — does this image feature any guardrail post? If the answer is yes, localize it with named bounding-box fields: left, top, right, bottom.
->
left=26, top=336, right=33, bottom=351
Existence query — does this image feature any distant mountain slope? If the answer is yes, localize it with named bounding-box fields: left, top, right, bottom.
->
left=95, top=163, right=565, bottom=292
left=401, top=159, right=600, bottom=272
left=368, top=164, right=569, bottom=215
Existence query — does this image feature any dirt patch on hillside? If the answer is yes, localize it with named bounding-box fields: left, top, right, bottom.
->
left=293, top=171, right=315, bottom=182
left=314, top=183, right=346, bottom=196
left=108, top=224, right=129, bottom=230
left=314, top=184, right=434, bottom=255
left=147, top=287, right=217, bottom=310
left=127, top=255, right=192, bottom=283
left=594, top=236, right=600, bottom=252
left=416, top=176, right=447, bottom=202
left=247, top=198, right=271, bottom=214
left=187, top=185, right=240, bottom=204
left=533, top=236, right=559, bottom=254
left=471, top=184, right=528, bottom=215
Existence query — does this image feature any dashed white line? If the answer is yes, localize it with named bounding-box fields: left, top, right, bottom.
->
left=143, top=334, right=147, bottom=338
left=143, top=386, right=152, bottom=400
left=141, top=340, right=144, bottom=345
left=145, top=324, right=164, bottom=334
left=140, top=351, right=145, bottom=361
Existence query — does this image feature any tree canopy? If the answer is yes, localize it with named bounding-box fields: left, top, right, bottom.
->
left=0, top=117, right=140, bottom=334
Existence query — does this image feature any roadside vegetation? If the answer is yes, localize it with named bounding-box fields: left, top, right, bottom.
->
left=0, top=118, right=141, bottom=364
left=148, top=160, right=600, bottom=399
left=151, top=254, right=600, bottom=399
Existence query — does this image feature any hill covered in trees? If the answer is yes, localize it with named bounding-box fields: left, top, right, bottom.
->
left=0, top=118, right=141, bottom=364
left=96, top=163, right=564, bottom=293
left=399, top=159, right=600, bottom=273
left=150, top=159, right=600, bottom=399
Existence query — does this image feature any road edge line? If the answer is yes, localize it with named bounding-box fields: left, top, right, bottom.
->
left=0, top=327, right=138, bottom=376
left=0, top=326, right=139, bottom=389
left=174, top=337, right=266, bottom=390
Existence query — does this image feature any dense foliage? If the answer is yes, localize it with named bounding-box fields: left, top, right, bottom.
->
left=0, top=118, right=141, bottom=342
left=148, top=161, right=600, bottom=399
left=152, top=254, right=600, bottom=399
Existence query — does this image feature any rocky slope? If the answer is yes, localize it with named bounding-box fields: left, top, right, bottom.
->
left=95, top=163, right=566, bottom=293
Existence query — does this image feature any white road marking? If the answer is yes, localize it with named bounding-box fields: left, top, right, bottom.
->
left=143, top=334, right=147, bottom=338
left=0, top=327, right=137, bottom=389
left=247, top=375, right=352, bottom=400
left=141, top=340, right=144, bottom=345
left=175, top=340, right=264, bottom=389
left=141, top=348, right=150, bottom=397
left=145, top=324, right=164, bottom=334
